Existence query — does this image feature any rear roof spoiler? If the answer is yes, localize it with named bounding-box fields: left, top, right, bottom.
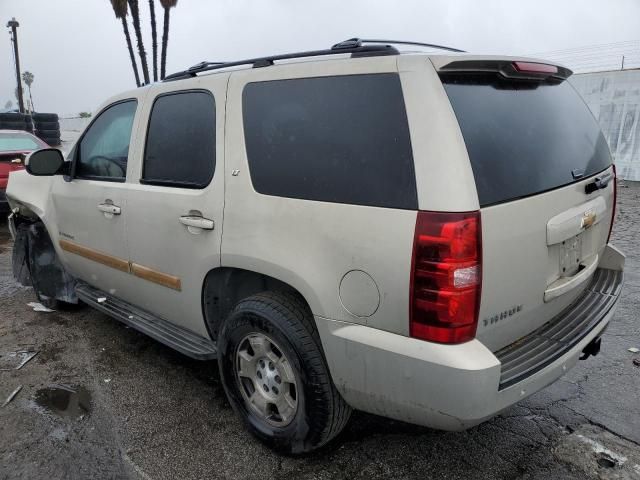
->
left=431, top=56, right=572, bottom=81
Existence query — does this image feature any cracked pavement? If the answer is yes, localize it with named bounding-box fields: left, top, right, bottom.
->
left=1, top=181, right=639, bottom=480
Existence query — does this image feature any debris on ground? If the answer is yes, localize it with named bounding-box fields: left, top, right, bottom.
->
left=97, top=297, right=107, bottom=303
left=27, top=302, right=54, bottom=312
left=628, top=347, right=640, bottom=353
left=2, top=385, right=23, bottom=407
left=16, top=351, right=38, bottom=370
left=554, top=425, right=640, bottom=478
left=0, top=350, right=39, bottom=371
left=633, top=358, right=640, bottom=367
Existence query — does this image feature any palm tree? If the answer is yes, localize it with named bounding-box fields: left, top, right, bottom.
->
left=110, top=0, right=141, bottom=87
left=160, top=0, right=178, bottom=79
left=127, top=0, right=151, bottom=84
left=149, top=0, right=158, bottom=81
left=22, top=71, right=35, bottom=112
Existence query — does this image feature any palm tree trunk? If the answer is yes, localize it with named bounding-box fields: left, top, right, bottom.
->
left=149, top=0, right=158, bottom=82
left=28, top=85, right=35, bottom=112
left=160, top=6, right=170, bottom=79
left=121, top=17, right=141, bottom=87
left=128, top=0, right=150, bottom=85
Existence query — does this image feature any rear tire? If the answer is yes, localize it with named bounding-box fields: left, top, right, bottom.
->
left=218, top=292, right=351, bottom=454
left=0, top=121, right=27, bottom=130
left=35, top=129, right=60, bottom=137
left=34, top=121, right=59, bottom=130
left=38, top=136, right=61, bottom=146
left=0, top=113, right=25, bottom=122
left=32, top=113, right=58, bottom=122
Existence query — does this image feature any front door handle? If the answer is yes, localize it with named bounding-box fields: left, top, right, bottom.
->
left=179, top=215, right=214, bottom=230
left=97, top=203, right=121, bottom=215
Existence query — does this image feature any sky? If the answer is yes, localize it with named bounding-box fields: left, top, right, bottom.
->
left=1, top=0, right=639, bottom=115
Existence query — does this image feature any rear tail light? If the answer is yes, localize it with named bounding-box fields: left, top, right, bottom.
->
left=607, top=164, right=617, bottom=243
left=410, top=211, right=482, bottom=344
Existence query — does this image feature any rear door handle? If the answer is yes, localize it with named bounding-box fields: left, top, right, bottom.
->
left=97, top=203, right=121, bottom=215
left=179, top=215, right=214, bottom=230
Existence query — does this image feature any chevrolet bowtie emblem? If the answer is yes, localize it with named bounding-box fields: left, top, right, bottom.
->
left=581, top=211, right=596, bottom=229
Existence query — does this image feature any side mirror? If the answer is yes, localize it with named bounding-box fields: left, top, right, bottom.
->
left=26, top=148, right=65, bottom=176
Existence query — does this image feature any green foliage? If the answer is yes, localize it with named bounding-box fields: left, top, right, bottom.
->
left=22, top=71, right=34, bottom=86
left=110, top=0, right=128, bottom=18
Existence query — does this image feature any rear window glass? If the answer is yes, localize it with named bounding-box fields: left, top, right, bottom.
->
left=0, top=133, right=40, bottom=151
left=442, top=75, right=611, bottom=206
left=242, top=74, right=417, bottom=209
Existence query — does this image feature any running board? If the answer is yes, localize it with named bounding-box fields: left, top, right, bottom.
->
left=76, top=282, right=217, bottom=360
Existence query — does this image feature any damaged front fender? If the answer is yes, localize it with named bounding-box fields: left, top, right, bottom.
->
left=12, top=218, right=78, bottom=305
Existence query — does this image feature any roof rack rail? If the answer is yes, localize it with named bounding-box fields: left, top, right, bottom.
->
left=163, top=41, right=399, bottom=81
left=352, top=38, right=466, bottom=53
left=163, top=37, right=464, bottom=82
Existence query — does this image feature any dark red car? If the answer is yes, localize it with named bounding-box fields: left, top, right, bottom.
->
left=0, top=130, right=48, bottom=213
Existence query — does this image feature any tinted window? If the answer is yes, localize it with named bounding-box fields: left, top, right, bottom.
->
left=77, top=100, right=137, bottom=180
left=442, top=75, right=611, bottom=206
left=143, top=91, right=216, bottom=188
left=242, top=74, right=417, bottom=209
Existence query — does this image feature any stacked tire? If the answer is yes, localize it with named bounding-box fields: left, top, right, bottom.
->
left=33, top=113, right=61, bottom=146
left=0, top=112, right=31, bottom=132
left=24, top=114, right=34, bottom=133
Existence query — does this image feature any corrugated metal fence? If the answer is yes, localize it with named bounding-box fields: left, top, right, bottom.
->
left=571, top=70, right=640, bottom=181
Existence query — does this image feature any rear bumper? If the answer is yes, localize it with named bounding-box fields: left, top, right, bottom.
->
left=317, top=245, right=624, bottom=430
left=495, top=267, right=622, bottom=389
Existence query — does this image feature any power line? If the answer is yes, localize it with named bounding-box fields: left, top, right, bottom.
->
left=530, top=40, right=640, bottom=73
left=530, top=40, right=640, bottom=55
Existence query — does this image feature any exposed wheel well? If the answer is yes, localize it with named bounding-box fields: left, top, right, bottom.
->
left=202, top=267, right=313, bottom=340
left=12, top=213, right=79, bottom=305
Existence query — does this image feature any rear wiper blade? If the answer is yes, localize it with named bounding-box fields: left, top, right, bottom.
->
left=585, top=171, right=613, bottom=194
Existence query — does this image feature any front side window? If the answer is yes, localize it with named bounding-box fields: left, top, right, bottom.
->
left=242, top=74, right=417, bottom=209
left=76, top=100, right=137, bottom=180
left=142, top=90, right=216, bottom=188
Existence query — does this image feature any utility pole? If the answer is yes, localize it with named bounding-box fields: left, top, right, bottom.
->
left=7, top=17, right=25, bottom=113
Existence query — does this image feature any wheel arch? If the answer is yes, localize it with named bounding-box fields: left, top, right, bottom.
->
left=11, top=212, right=78, bottom=304
left=201, top=267, right=319, bottom=341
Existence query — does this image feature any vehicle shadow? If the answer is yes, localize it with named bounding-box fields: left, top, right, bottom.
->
left=0, top=218, right=11, bottom=252
left=25, top=293, right=568, bottom=479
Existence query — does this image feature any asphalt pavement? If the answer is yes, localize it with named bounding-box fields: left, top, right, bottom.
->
left=1, top=182, right=639, bottom=480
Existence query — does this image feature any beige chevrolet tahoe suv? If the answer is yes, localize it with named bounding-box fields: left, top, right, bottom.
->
left=7, top=39, right=625, bottom=453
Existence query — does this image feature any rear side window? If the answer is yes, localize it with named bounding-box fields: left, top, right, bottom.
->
left=242, top=74, right=417, bottom=209
left=143, top=90, right=215, bottom=188
left=442, top=75, right=611, bottom=206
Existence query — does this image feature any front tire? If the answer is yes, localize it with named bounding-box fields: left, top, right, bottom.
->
left=218, top=292, right=351, bottom=454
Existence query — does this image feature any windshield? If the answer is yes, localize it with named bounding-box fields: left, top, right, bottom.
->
left=0, top=132, right=42, bottom=152
left=442, top=75, right=612, bottom=206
